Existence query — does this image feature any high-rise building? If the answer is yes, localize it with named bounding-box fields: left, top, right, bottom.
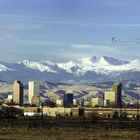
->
left=64, top=93, right=73, bottom=107
left=112, top=83, right=122, bottom=107
left=28, top=81, right=39, bottom=105
left=13, top=81, right=24, bottom=106
left=104, top=83, right=122, bottom=107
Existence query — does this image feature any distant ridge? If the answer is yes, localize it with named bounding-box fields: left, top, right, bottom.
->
left=0, top=56, right=140, bottom=83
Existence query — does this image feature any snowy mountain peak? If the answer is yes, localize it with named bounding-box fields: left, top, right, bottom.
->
left=79, top=57, right=94, bottom=65
left=0, top=56, right=140, bottom=82
left=57, top=56, right=134, bottom=76
left=102, top=56, right=129, bottom=65
left=90, top=56, right=129, bottom=66
left=0, top=64, right=12, bottom=72
left=19, top=60, right=57, bottom=73
left=57, top=61, right=77, bottom=73
left=92, top=56, right=109, bottom=65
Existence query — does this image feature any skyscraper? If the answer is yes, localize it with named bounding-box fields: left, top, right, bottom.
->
left=64, top=93, right=73, bottom=107
left=13, top=81, right=23, bottom=106
left=112, top=83, right=122, bottom=107
left=28, top=81, right=39, bottom=105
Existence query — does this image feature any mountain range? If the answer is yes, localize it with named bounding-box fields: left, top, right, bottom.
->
left=0, top=56, right=140, bottom=83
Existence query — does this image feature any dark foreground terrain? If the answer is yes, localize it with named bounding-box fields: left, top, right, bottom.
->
left=0, top=127, right=139, bottom=140
left=0, top=117, right=139, bottom=140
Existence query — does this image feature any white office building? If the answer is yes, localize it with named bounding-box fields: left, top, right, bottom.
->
left=28, top=81, right=39, bottom=104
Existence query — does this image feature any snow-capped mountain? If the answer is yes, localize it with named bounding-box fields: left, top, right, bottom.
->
left=18, top=60, right=57, bottom=73
left=0, top=64, right=12, bottom=72
left=57, top=56, right=136, bottom=75
left=0, top=56, right=140, bottom=83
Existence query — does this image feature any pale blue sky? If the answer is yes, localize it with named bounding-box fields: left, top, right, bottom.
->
left=0, top=0, right=140, bottom=62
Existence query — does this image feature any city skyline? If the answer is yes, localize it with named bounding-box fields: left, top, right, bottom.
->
left=0, top=0, right=140, bottom=62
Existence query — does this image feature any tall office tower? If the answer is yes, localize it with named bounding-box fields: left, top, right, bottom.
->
left=64, top=93, right=73, bottom=107
left=28, top=81, right=39, bottom=105
left=112, top=83, right=122, bottom=107
left=13, top=81, right=24, bottom=106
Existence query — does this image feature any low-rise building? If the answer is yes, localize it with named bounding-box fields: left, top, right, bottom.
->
left=104, top=91, right=116, bottom=106
left=21, top=107, right=140, bottom=119
left=91, top=97, right=103, bottom=107
left=84, top=100, right=91, bottom=107
left=56, top=99, right=64, bottom=107
left=73, top=99, right=79, bottom=106
left=31, top=96, right=40, bottom=106
left=103, top=99, right=110, bottom=107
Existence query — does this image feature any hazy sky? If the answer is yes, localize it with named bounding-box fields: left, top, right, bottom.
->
left=0, top=0, right=140, bottom=62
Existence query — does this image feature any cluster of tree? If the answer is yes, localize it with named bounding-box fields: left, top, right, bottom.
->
left=0, top=106, right=23, bottom=118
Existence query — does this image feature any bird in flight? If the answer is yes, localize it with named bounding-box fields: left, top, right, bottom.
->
left=111, top=36, right=140, bottom=44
